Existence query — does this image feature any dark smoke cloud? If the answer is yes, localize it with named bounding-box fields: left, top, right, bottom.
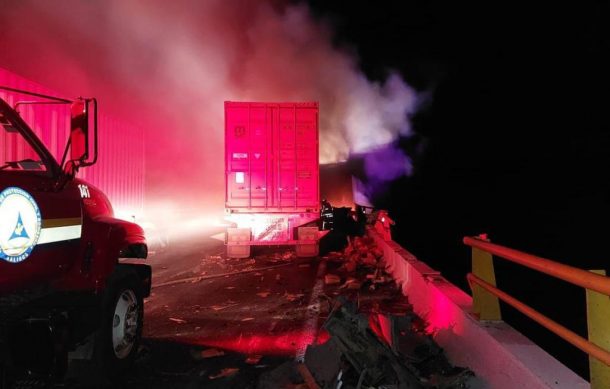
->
left=0, top=0, right=417, bottom=221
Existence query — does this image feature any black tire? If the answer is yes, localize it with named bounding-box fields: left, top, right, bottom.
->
left=93, top=269, right=144, bottom=381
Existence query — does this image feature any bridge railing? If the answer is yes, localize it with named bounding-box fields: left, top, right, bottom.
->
left=464, top=235, right=610, bottom=388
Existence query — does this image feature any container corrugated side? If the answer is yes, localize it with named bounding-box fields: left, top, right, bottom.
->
left=0, top=67, right=145, bottom=218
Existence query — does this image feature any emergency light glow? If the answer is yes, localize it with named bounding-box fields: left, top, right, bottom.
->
left=0, top=1, right=418, bottom=225
left=169, top=329, right=330, bottom=357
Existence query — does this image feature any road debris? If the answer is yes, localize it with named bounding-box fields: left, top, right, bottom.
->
left=297, top=362, right=321, bottom=389
left=209, top=367, right=239, bottom=380
left=260, top=296, right=474, bottom=388
left=324, top=274, right=341, bottom=285
left=284, top=292, right=305, bottom=302
left=200, top=348, right=225, bottom=358
left=144, top=234, right=474, bottom=388
left=308, top=298, right=473, bottom=388
left=210, top=303, right=238, bottom=311
left=152, top=260, right=303, bottom=289
left=320, top=235, right=395, bottom=294
left=340, top=277, right=361, bottom=290
left=245, top=354, right=263, bottom=364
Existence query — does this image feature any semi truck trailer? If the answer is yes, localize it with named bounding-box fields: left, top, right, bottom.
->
left=0, top=87, right=150, bottom=385
left=224, top=101, right=327, bottom=258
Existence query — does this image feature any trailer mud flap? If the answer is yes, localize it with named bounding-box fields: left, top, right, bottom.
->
left=226, top=227, right=251, bottom=258
left=296, top=227, right=319, bottom=257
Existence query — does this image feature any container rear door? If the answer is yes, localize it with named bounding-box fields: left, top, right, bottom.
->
left=225, top=102, right=319, bottom=212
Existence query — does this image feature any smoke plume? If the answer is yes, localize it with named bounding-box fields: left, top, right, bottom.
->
left=0, top=0, right=417, bottom=220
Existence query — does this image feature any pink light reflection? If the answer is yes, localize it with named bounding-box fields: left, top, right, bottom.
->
left=167, top=328, right=331, bottom=357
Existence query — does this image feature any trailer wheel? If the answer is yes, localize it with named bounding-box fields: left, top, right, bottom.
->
left=94, top=271, right=143, bottom=379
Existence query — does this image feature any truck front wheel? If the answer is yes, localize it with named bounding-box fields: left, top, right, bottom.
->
left=111, top=288, right=139, bottom=359
left=94, top=271, right=143, bottom=379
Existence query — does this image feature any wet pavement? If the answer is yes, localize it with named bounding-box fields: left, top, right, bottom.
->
left=125, top=228, right=331, bottom=388
left=59, top=229, right=472, bottom=388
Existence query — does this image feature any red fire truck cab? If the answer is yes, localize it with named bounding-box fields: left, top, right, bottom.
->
left=0, top=87, right=150, bottom=384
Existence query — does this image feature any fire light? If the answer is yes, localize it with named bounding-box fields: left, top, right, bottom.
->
left=166, top=328, right=328, bottom=357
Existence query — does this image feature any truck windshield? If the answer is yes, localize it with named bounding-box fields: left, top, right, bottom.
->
left=0, top=111, right=46, bottom=172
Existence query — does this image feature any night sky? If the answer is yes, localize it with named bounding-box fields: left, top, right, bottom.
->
left=307, top=1, right=610, bottom=379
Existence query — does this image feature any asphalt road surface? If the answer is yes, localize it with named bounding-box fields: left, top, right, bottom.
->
left=58, top=228, right=472, bottom=389
left=122, top=228, right=332, bottom=388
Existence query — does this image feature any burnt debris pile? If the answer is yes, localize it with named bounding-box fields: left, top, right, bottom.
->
left=322, top=236, right=390, bottom=291
left=260, top=234, right=474, bottom=389
left=260, top=297, right=473, bottom=388
left=311, top=299, right=472, bottom=388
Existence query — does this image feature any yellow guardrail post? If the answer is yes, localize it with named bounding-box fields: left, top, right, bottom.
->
left=586, top=269, right=610, bottom=389
left=471, top=235, right=501, bottom=321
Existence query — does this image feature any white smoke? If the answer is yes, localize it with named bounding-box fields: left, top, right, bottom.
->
left=0, top=0, right=417, bottom=210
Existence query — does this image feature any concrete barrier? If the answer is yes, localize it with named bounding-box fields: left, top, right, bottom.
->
left=369, top=229, right=589, bottom=389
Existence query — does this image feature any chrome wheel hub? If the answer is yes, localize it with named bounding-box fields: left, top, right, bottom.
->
left=112, top=289, right=138, bottom=359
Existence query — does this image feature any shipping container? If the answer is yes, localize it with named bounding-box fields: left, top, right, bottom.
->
left=224, top=101, right=324, bottom=257
left=0, top=67, right=145, bottom=219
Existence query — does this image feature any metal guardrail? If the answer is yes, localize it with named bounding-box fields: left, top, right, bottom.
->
left=464, top=235, right=610, bottom=388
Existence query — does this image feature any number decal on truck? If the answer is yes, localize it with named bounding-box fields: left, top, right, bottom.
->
left=78, top=184, right=91, bottom=199
left=0, top=187, right=42, bottom=263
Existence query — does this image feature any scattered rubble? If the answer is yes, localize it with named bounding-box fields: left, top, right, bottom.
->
left=297, top=363, right=321, bottom=389
left=209, top=367, right=239, bottom=379
left=324, top=274, right=341, bottom=285
left=322, top=251, right=344, bottom=262
left=200, top=348, right=225, bottom=359
left=284, top=292, right=306, bottom=302
left=209, top=303, right=239, bottom=311
left=245, top=355, right=263, bottom=365
left=321, top=236, right=391, bottom=293
left=148, top=235, right=474, bottom=388
left=259, top=250, right=298, bottom=264
left=259, top=298, right=474, bottom=388
left=340, top=277, right=361, bottom=290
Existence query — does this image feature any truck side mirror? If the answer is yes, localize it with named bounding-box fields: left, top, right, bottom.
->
left=70, top=99, right=88, bottom=163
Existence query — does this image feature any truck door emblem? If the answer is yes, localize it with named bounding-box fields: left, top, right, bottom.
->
left=0, top=187, right=42, bottom=263
left=9, top=213, right=30, bottom=240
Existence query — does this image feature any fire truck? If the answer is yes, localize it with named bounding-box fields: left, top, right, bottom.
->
left=0, top=87, right=150, bottom=384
